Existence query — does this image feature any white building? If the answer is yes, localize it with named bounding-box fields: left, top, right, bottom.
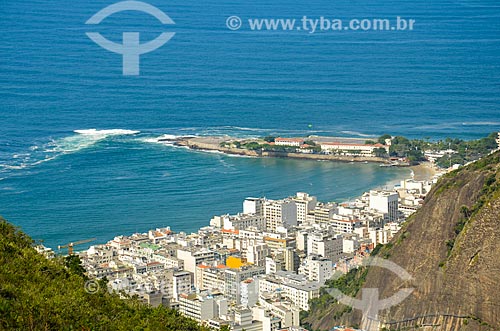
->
left=178, top=292, right=221, bottom=322
left=258, top=298, right=301, bottom=327
left=369, top=227, right=391, bottom=247
left=265, top=256, right=283, bottom=275
left=307, top=232, right=343, bottom=262
left=258, top=273, right=321, bottom=311
left=211, top=213, right=266, bottom=231
left=177, top=247, right=216, bottom=275
left=292, top=192, right=317, bottom=225
left=369, top=190, right=399, bottom=222
left=246, top=243, right=270, bottom=267
left=400, top=179, right=425, bottom=195
left=298, top=255, right=333, bottom=284
left=296, top=230, right=309, bottom=253
left=240, top=278, right=259, bottom=307
left=309, top=203, right=338, bottom=224
left=263, top=199, right=298, bottom=231
left=331, top=215, right=361, bottom=233
left=320, top=142, right=389, bottom=156
left=225, top=266, right=266, bottom=304
left=243, top=198, right=265, bottom=216
left=172, top=270, right=193, bottom=301
left=342, top=234, right=361, bottom=253
left=274, top=137, right=304, bottom=147
left=196, top=265, right=226, bottom=292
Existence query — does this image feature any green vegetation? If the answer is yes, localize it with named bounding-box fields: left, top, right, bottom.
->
left=377, top=132, right=498, bottom=166
left=378, top=134, right=392, bottom=145
left=301, top=244, right=393, bottom=328
left=373, top=147, right=388, bottom=158
left=433, top=133, right=498, bottom=168
left=219, top=132, right=498, bottom=167
left=301, top=267, right=368, bottom=330
left=388, top=136, right=426, bottom=165
left=0, top=218, right=208, bottom=331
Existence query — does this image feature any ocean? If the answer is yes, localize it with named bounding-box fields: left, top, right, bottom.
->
left=1, top=0, right=499, bottom=249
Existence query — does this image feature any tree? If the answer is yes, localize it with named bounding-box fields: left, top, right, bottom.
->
left=64, top=255, right=87, bottom=278
left=263, top=136, right=275, bottom=143
left=373, top=147, right=388, bottom=158
left=304, top=140, right=317, bottom=146
left=378, top=134, right=392, bottom=145
left=0, top=218, right=210, bottom=331
left=244, top=142, right=261, bottom=150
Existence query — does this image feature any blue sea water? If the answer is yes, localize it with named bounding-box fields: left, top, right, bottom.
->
left=0, top=0, right=499, bottom=249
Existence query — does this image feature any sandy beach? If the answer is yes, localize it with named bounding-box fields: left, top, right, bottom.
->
left=410, top=162, right=439, bottom=181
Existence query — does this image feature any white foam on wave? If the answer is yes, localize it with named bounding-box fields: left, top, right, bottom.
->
left=139, top=134, right=179, bottom=145
left=416, top=121, right=500, bottom=130
left=74, top=129, right=140, bottom=136
left=340, top=130, right=375, bottom=138
left=461, top=122, right=500, bottom=126
left=1, top=129, right=140, bottom=174
left=45, top=129, right=141, bottom=153
left=0, top=164, right=27, bottom=170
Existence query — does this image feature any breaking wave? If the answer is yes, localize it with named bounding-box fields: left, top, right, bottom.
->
left=0, top=129, right=140, bottom=175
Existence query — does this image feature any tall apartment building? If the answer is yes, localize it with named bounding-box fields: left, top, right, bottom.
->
left=263, top=236, right=296, bottom=255
left=210, top=213, right=265, bottom=231
left=243, top=197, right=265, bottom=216
left=298, top=254, right=333, bottom=284
left=171, top=270, right=193, bottom=301
left=265, top=256, right=283, bottom=275
left=258, top=272, right=321, bottom=311
left=196, top=265, right=226, bottom=292
left=307, top=232, right=343, bottom=262
left=296, top=230, right=309, bottom=253
left=292, top=192, right=317, bottom=225
left=282, top=247, right=300, bottom=272
left=246, top=243, right=270, bottom=267
left=310, top=203, right=338, bottom=224
left=177, top=247, right=216, bottom=275
left=240, top=278, right=258, bottom=307
left=178, top=292, right=225, bottom=322
left=331, top=214, right=361, bottom=233
left=369, top=190, right=399, bottom=222
left=224, top=265, right=266, bottom=304
left=263, top=199, right=297, bottom=231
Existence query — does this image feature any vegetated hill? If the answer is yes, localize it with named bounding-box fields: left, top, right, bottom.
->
left=0, top=219, right=208, bottom=331
left=303, top=151, right=500, bottom=331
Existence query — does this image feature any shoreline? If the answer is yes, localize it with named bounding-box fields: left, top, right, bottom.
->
left=173, top=136, right=393, bottom=164
left=410, top=161, right=439, bottom=181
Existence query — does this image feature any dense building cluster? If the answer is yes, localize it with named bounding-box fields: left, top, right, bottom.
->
left=79, top=177, right=437, bottom=331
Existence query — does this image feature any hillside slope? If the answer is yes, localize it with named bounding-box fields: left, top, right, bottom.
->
left=0, top=219, right=208, bottom=331
left=305, top=151, right=500, bottom=331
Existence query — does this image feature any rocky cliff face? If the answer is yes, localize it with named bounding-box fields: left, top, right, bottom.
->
left=305, top=152, right=500, bottom=331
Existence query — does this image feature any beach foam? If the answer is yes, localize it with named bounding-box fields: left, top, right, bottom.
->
left=0, top=129, right=140, bottom=174
left=74, top=129, right=140, bottom=136
left=138, top=134, right=181, bottom=146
